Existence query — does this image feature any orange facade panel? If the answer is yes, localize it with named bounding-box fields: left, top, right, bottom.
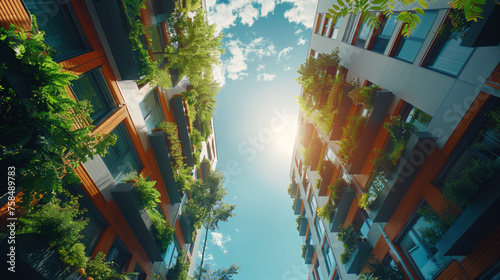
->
left=0, top=0, right=30, bottom=30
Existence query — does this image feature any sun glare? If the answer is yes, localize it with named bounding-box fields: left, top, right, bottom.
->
left=274, top=121, right=298, bottom=159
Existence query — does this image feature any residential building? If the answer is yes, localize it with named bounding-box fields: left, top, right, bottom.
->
left=0, top=0, right=216, bottom=279
left=289, top=1, right=500, bottom=279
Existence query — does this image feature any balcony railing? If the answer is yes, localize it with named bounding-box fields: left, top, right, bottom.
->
left=170, top=96, right=194, bottom=167
left=329, top=186, right=355, bottom=232
left=344, top=241, right=372, bottom=274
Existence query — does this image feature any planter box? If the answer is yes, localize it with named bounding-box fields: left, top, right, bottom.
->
left=0, top=233, right=83, bottom=280
left=369, top=132, right=436, bottom=222
left=436, top=173, right=500, bottom=256
left=170, top=96, right=194, bottom=167
left=179, top=214, right=193, bottom=244
left=294, top=198, right=302, bottom=215
left=290, top=182, right=298, bottom=198
left=112, top=183, right=164, bottom=262
left=348, top=90, right=393, bottom=174
left=148, top=131, right=182, bottom=204
left=309, top=139, right=324, bottom=171
left=93, top=0, right=142, bottom=80
left=344, top=241, right=372, bottom=274
left=302, top=123, right=315, bottom=148
left=319, top=161, right=335, bottom=196
left=298, top=216, right=308, bottom=236
left=461, top=1, right=500, bottom=47
left=330, top=85, right=355, bottom=141
left=304, top=244, right=315, bottom=265
left=329, top=187, right=355, bottom=232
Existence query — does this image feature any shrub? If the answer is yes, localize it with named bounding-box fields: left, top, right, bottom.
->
left=317, top=202, right=335, bottom=222
left=301, top=245, right=308, bottom=259
left=122, top=172, right=161, bottom=211
left=190, top=127, right=204, bottom=150
left=329, top=177, right=348, bottom=202
left=384, top=116, right=417, bottom=143
left=167, top=250, right=189, bottom=280
left=315, top=179, right=322, bottom=189
left=338, top=116, right=366, bottom=163
left=296, top=215, right=305, bottom=231
left=337, top=225, right=361, bottom=264
left=149, top=209, right=174, bottom=251
left=84, top=252, right=115, bottom=280
left=358, top=193, right=376, bottom=211
left=58, top=243, right=87, bottom=270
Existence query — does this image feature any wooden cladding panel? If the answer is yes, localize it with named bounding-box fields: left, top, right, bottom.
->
left=102, top=63, right=126, bottom=105
left=92, top=106, right=128, bottom=135
left=0, top=0, right=30, bottom=30
left=343, top=199, right=359, bottom=227
left=91, top=226, right=117, bottom=257
left=487, top=61, right=500, bottom=85
left=75, top=165, right=108, bottom=211
left=175, top=220, right=187, bottom=248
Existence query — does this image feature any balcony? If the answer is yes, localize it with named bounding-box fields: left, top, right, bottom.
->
left=329, top=186, right=355, bottom=232
left=179, top=214, right=193, bottom=244
left=461, top=0, right=500, bottom=47
left=170, top=96, right=194, bottom=167
left=149, top=0, right=176, bottom=24
left=298, top=216, right=308, bottom=236
left=303, top=244, right=315, bottom=265
left=344, top=241, right=372, bottom=274
left=318, top=161, right=335, bottom=196
left=148, top=131, right=182, bottom=204
left=293, top=198, right=302, bottom=215
left=93, top=0, right=143, bottom=80
left=347, top=89, right=394, bottom=174
left=436, top=172, right=500, bottom=256
left=290, top=182, right=298, bottom=198
left=369, top=132, right=436, bottom=222
left=330, top=85, right=354, bottom=141
left=111, top=183, right=165, bottom=262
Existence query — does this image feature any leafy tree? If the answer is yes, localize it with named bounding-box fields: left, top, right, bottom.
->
left=195, top=263, right=241, bottom=280
left=0, top=22, right=116, bottom=208
left=183, top=170, right=236, bottom=280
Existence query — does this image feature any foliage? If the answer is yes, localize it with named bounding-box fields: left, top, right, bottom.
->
left=358, top=193, right=377, bottom=211
left=330, top=177, right=348, bottom=202
left=123, top=172, right=161, bottom=211
left=83, top=252, right=137, bottom=280
left=182, top=78, right=219, bottom=139
left=301, top=245, right=308, bottom=259
left=291, top=197, right=297, bottom=211
left=287, top=182, right=294, bottom=197
left=296, top=215, right=305, bottom=231
left=167, top=250, right=190, bottom=280
left=358, top=259, right=404, bottom=280
left=58, top=242, right=87, bottom=270
left=315, top=179, right=322, bottom=189
left=190, top=127, right=204, bottom=150
left=384, top=116, right=417, bottom=143
left=338, top=115, right=366, bottom=163
left=317, top=201, right=335, bottom=222
left=177, top=0, right=202, bottom=13
left=348, top=85, right=380, bottom=108
left=149, top=209, right=174, bottom=251
left=416, top=205, right=455, bottom=252
left=442, top=159, right=499, bottom=210
left=195, top=263, right=241, bottom=280
left=0, top=23, right=117, bottom=209
left=312, top=87, right=339, bottom=134
left=337, top=225, right=361, bottom=264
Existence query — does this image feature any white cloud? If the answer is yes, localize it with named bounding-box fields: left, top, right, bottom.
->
left=235, top=229, right=240, bottom=232
left=256, top=64, right=265, bottom=71
left=297, top=36, right=307, bottom=45
left=277, top=46, right=293, bottom=62
left=256, top=0, right=276, bottom=17
left=206, top=0, right=278, bottom=31
left=226, top=33, right=234, bottom=38
left=240, top=4, right=259, bottom=26
left=281, top=0, right=318, bottom=29
left=211, top=232, right=231, bottom=254
left=226, top=40, right=248, bottom=80
left=283, top=66, right=293, bottom=71
left=257, top=73, right=277, bottom=81
left=224, top=37, right=276, bottom=80
left=295, top=29, right=303, bottom=35
left=206, top=254, right=214, bottom=261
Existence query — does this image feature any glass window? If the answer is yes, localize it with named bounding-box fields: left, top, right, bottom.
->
left=323, top=241, right=335, bottom=274
left=315, top=14, right=324, bottom=34
left=24, top=0, right=89, bottom=61
left=394, top=11, right=437, bottom=63
left=309, top=193, right=318, bottom=215
left=314, top=261, right=322, bottom=280
left=102, top=123, right=143, bottom=183
left=329, top=14, right=343, bottom=39
left=371, top=14, right=398, bottom=53
left=425, top=30, right=474, bottom=76
left=342, top=14, right=359, bottom=43
left=405, top=106, right=432, bottom=131
left=353, top=17, right=372, bottom=48
left=70, top=68, right=115, bottom=125
left=106, top=239, right=130, bottom=272
left=164, top=236, right=179, bottom=268
left=326, top=146, right=337, bottom=162
left=399, top=205, right=451, bottom=279
left=315, top=216, right=326, bottom=242
left=321, top=16, right=330, bottom=36
left=139, top=89, right=165, bottom=133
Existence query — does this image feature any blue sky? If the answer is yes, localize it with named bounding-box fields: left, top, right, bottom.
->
left=196, top=0, right=319, bottom=279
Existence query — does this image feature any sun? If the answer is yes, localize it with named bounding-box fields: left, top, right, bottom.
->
left=274, top=121, right=298, bottom=159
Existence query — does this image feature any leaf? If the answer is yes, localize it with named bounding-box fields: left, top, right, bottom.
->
left=372, top=0, right=386, bottom=4
left=472, top=6, right=483, bottom=13
left=397, top=12, right=406, bottom=21
left=388, top=4, right=395, bottom=9
left=338, top=0, right=345, bottom=7
left=412, top=14, right=421, bottom=24
left=418, top=0, right=428, bottom=8
left=372, top=5, right=383, bottom=10
left=415, top=7, right=425, bottom=16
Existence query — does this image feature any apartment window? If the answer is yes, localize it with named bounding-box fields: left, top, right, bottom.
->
left=165, top=236, right=180, bottom=268
left=399, top=205, right=451, bottom=279
left=309, top=193, right=318, bottom=215
left=102, top=123, right=143, bottom=183
left=353, top=17, right=372, bottom=48
left=370, top=14, right=398, bottom=53
left=315, top=14, right=324, bottom=34
left=342, top=14, right=359, bottom=43
left=333, top=270, right=341, bottom=280
left=424, top=17, right=474, bottom=76
left=325, top=146, right=337, bottom=162
left=405, top=106, right=432, bottom=131
left=314, top=261, right=322, bottom=280
left=134, top=265, right=147, bottom=280
left=106, top=239, right=130, bottom=272
left=322, top=241, right=335, bottom=274
left=139, top=88, right=165, bottom=133
left=315, top=216, right=326, bottom=242
left=321, top=16, right=330, bottom=36
left=70, top=68, right=115, bottom=126
left=393, top=11, right=438, bottom=63
left=329, top=15, right=343, bottom=39
left=24, top=0, right=89, bottom=61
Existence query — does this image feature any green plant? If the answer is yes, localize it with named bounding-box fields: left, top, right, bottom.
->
left=0, top=22, right=116, bottom=209
left=296, top=215, right=305, bottom=231
left=384, top=115, right=417, bottom=143
left=149, top=209, right=174, bottom=251
left=416, top=205, right=456, bottom=252
left=348, top=85, right=380, bottom=108
left=442, top=159, right=499, bottom=210
left=338, top=115, right=366, bottom=163
left=122, top=172, right=161, bottom=211
left=301, top=244, right=308, bottom=259
left=291, top=197, right=297, bottom=211
left=190, top=127, right=204, bottom=151
left=330, top=177, right=348, bottom=202
left=358, top=193, right=377, bottom=211
left=83, top=252, right=137, bottom=280
left=58, top=242, right=87, bottom=270
left=337, top=225, right=361, bottom=264
left=317, top=202, right=335, bottom=222
left=315, top=179, right=322, bottom=189
left=168, top=250, right=190, bottom=280
left=358, top=258, right=404, bottom=280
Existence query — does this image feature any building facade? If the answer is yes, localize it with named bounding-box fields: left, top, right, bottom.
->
left=0, top=0, right=215, bottom=279
left=289, top=1, right=500, bottom=279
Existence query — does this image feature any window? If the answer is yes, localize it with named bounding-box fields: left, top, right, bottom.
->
left=333, top=270, right=341, bottom=280
left=393, top=11, right=437, bottom=63
left=329, top=14, right=343, bottom=39
left=315, top=14, right=324, bottom=34
left=405, top=106, right=432, bottom=131
left=424, top=16, right=474, bottom=76
left=353, top=17, right=372, bottom=47
left=102, top=123, right=143, bottom=183
left=314, top=261, right=322, bottom=280
left=399, top=205, right=451, bottom=279
left=342, top=14, right=359, bottom=43
left=322, top=241, right=335, bottom=274
left=315, top=216, right=326, bottom=242
left=70, top=68, right=115, bottom=125
left=134, top=265, right=147, bottom=280
left=24, top=0, right=89, bottom=61
left=139, top=89, right=165, bottom=133
left=321, top=16, right=330, bottom=36
left=106, top=239, right=130, bottom=272
left=309, top=193, right=318, bottom=215
left=325, top=146, right=337, bottom=162
left=165, top=236, right=180, bottom=268
left=370, top=14, right=399, bottom=53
